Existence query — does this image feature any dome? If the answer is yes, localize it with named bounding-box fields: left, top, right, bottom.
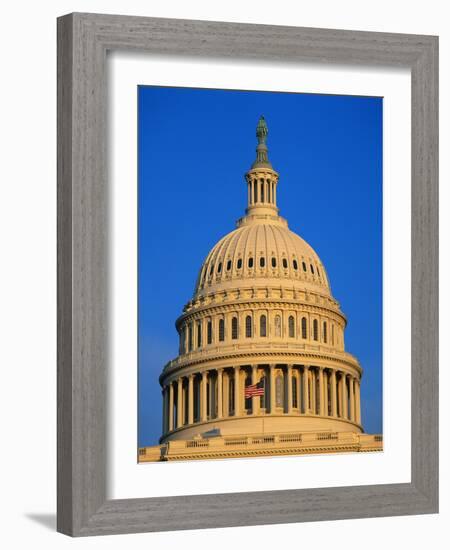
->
left=194, top=217, right=330, bottom=298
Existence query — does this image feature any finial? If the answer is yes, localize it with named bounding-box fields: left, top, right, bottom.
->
left=252, top=115, right=272, bottom=169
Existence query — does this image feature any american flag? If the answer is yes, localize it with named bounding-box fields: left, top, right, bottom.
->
left=244, top=381, right=265, bottom=398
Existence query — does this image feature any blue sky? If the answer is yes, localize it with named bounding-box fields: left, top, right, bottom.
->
left=138, top=86, right=383, bottom=447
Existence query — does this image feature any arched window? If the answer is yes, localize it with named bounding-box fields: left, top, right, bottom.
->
left=317, top=266, right=321, bottom=277
left=237, top=258, right=242, bottom=269
left=217, top=262, right=222, bottom=273
left=313, top=319, right=319, bottom=341
left=245, top=315, right=252, bottom=338
left=310, top=264, right=315, bottom=274
left=188, top=324, right=193, bottom=351
left=323, top=321, right=327, bottom=343
left=282, top=258, right=288, bottom=269
left=207, top=319, right=212, bottom=344
left=197, top=322, right=202, bottom=348
left=231, top=317, right=238, bottom=340
left=293, top=259, right=298, bottom=270
left=260, top=257, right=265, bottom=268
left=209, top=264, right=214, bottom=276
left=288, top=316, right=295, bottom=338
left=218, top=319, right=225, bottom=342
left=248, top=257, right=254, bottom=268
left=260, top=315, right=267, bottom=337
left=301, top=317, right=307, bottom=339
left=274, top=315, right=282, bottom=337
left=276, top=374, right=284, bottom=408
left=302, top=261, right=307, bottom=272
left=226, top=259, right=232, bottom=271
left=271, top=257, right=277, bottom=268
left=292, top=376, right=298, bottom=408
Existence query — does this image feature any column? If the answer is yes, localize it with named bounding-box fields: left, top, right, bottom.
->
left=355, top=380, right=361, bottom=424
left=176, top=378, right=183, bottom=428
left=303, top=365, right=309, bottom=413
left=217, top=369, right=223, bottom=419
left=234, top=366, right=240, bottom=417
left=201, top=371, right=208, bottom=422
left=331, top=370, right=337, bottom=417
left=270, top=364, right=276, bottom=413
left=188, top=374, right=194, bottom=425
left=349, top=377, right=355, bottom=422
left=323, top=369, right=329, bottom=416
left=287, top=365, right=293, bottom=413
left=311, top=368, right=316, bottom=414
left=168, top=382, right=174, bottom=431
left=342, top=373, right=348, bottom=419
left=252, top=365, right=259, bottom=415
left=318, top=367, right=324, bottom=416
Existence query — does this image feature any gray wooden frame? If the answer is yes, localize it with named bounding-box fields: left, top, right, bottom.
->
left=57, top=12, right=438, bottom=536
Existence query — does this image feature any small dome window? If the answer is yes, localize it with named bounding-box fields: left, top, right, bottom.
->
left=310, top=264, right=315, bottom=274
left=260, top=257, right=265, bottom=268
left=217, top=262, right=222, bottom=273
left=237, top=258, right=242, bottom=269
left=293, top=259, right=298, bottom=270
left=248, top=257, right=254, bottom=268
left=209, top=264, right=214, bottom=276
left=226, top=260, right=232, bottom=271
left=302, top=261, right=307, bottom=272
left=271, top=257, right=277, bottom=268
left=317, top=266, right=321, bottom=277
left=282, top=258, right=288, bottom=269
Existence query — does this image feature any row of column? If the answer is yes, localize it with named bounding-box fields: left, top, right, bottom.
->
left=247, top=177, right=277, bottom=206
left=162, top=365, right=361, bottom=435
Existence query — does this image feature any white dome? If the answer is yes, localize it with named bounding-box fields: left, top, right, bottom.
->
left=195, top=217, right=330, bottom=298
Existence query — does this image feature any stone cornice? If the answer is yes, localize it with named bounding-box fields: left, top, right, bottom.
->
left=160, top=346, right=361, bottom=384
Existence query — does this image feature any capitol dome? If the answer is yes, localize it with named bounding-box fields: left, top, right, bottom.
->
left=141, top=116, right=382, bottom=462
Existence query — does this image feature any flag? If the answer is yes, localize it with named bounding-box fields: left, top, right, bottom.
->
left=244, top=381, right=265, bottom=398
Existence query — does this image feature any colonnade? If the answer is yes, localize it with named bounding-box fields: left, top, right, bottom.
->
left=161, top=365, right=361, bottom=436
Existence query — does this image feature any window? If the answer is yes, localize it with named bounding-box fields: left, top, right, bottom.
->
left=217, top=262, right=222, bottom=273
left=323, top=321, right=327, bottom=343
left=260, top=315, right=267, bottom=337
left=231, top=317, right=238, bottom=340
left=288, top=316, right=295, bottom=337
left=293, top=259, right=298, bottom=270
left=271, top=257, right=277, bottom=268
left=237, top=258, right=242, bottom=269
left=282, top=258, right=288, bottom=269
left=209, top=264, right=214, bottom=276
left=310, top=264, right=315, bottom=274
left=276, top=374, right=284, bottom=408
left=219, top=319, right=225, bottom=341
left=292, top=376, right=298, bottom=408
left=301, top=317, right=307, bottom=339
left=248, top=257, right=254, bottom=268
left=245, top=315, right=252, bottom=338
left=317, top=266, right=321, bottom=277
left=226, top=259, right=232, bottom=271
left=302, top=261, right=307, bottom=272
left=260, top=257, right=265, bottom=268
left=274, top=315, right=281, bottom=337
left=313, top=319, right=319, bottom=341
left=207, top=320, right=212, bottom=344
left=253, top=180, right=257, bottom=203
left=260, top=180, right=264, bottom=202
left=197, top=322, right=202, bottom=348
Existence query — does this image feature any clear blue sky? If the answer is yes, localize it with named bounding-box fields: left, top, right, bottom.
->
left=138, top=86, right=382, bottom=447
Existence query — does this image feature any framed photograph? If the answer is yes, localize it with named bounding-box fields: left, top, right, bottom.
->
left=57, top=13, right=438, bottom=536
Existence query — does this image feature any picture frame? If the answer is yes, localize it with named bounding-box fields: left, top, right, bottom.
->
left=57, top=12, right=438, bottom=536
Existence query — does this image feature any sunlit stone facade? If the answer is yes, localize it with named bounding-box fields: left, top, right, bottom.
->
left=139, top=117, right=382, bottom=462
